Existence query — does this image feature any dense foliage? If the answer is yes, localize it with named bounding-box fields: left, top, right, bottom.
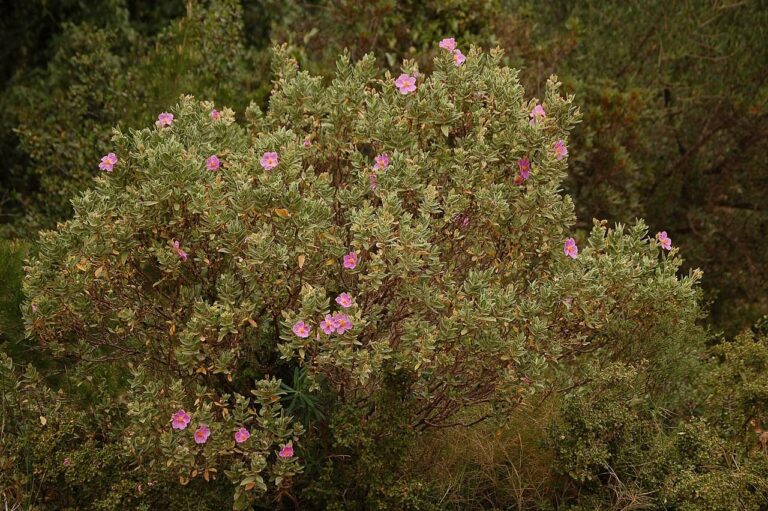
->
left=2, top=0, right=766, bottom=329
left=11, top=45, right=708, bottom=508
left=1, top=1, right=767, bottom=509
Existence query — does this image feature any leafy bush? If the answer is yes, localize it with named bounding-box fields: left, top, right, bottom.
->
left=550, top=361, right=768, bottom=511
left=0, top=240, right=26, bottom=350
left=19, top=45, right=704, bottom=508
left=0, top=353, right=235, bottom=510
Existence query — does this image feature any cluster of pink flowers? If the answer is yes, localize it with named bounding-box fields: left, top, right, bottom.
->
left=439, top=37, right=465, bottom=67
left=319, top=312, right=354, bottom=335
left=210, top=108, right=221, bottom=121
left=514, top=157, right=531, bottom=185
left=206, top=155, right=220, bottom=172
left=172, top=240, right=188, bottom=261
left=343, top=251, right=358, bottom=270
left=99, top=152, right=118, bottom=172
left=529, top=104, right=546, bottom=126
left=156, top=112, right=174, bottom=128
left=395, top=74, right=417, bottom=95
left=564, top=238, right=579, bottom=259
left=656, top=231, right=672, bottom=250
left=260, top=151, right=279, bottom=170
left=296, top=292, right=356, bottom=337
left=171, top=409, right=254, bottom=446
left=553, top=140, right=568, bottom=161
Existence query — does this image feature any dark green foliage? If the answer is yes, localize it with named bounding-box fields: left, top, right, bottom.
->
left=550, top=361, right=768, bottom=510
left=1, top=0, right=267, bottom=236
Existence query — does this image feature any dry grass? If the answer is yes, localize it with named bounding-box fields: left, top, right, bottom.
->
left=407, top=399, right=560, bottom=510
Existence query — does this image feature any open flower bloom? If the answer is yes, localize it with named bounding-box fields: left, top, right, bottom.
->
left=373, top=153, right=389, bottom=171
left=260, top=151, right=279, bottom=170
left=210, top=108, right=221, bottom=121
left=453, top=49, right=466, bottom=67
left=99, top=152, right=117, bottom=172
left=171, top=409, right=191, bottom=430
left=234, top=427, right=250, bottom=444
left=206, top=155, right=220, bottom=172
left=395, top=74, right=417, bottom=95
left=656, top=231, right=672, bottom=250
left=320, top=314, right=337, bottom=335
left=279, top=442, right=294, bottom=458
left=553, top=140, right=568, bottom=160
left=332, top=312, right=353, bottom=334
left=292, top=320, right=311, bottom=338
left=156, top=112, right=174, bottom=127
left=439, top=38, right=456, bottom=51
left=564, top=238, right=579, bottom=259
left=194, top=424, right=211, bottom=444
left=172, top=240, right=188, bottom=261
left=303, top=138, right=312, bottom=147
left=529, top=104, right=546, bottom=126
left=335, top=292, right=353, bottom=308
left=343, top=251, right=358, bottom=269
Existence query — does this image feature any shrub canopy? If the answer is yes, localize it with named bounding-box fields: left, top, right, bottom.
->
left=22, top=47, right=701, bottom=508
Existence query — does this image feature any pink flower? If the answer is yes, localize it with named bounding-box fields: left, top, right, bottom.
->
left=303, top=138, right=312, bottom=147
left=529, top=104, right=546, bottom=126
left=234, top=427, right=250, bottom=444
left=279, top=442, right=294, bottom=458
left=564, top=238, right=579, bottom=259
left=194, top=424, right=211, bottom=444
left=454, top=214, right=470, bottom=229
left=369, top=173, right=378, bottom=191
left=63, top=457, right=71, bottom=466
left=210, top=109, right=221, bottom=121
left=157, top=112, right=174, bottom=127
left=99, top=152, right=117, bottom=172
left=172, top=240, right=188, bottom=262
left=171, top=409, right=191, bottom=430
left=518, top=158, right=531, bottom=179
left=31, top=303, right=38, bottom=313
left=553, top=140, right=568, bottom=161
left=395, top=74, right=417, bottom=95
left=335, top=292, right=353, bottom=308
left=514, top=157, right=531, bottom=185
left=373, top=153, right=389, bottom=171
left=260, top=151, right=279, bottom=170
left=343, top=251, right=358, bottom=270
left=439, top=38, right=457, bottom=52
left=656, top=231, right=672, bottom=251
left=320, top=314, right=337, bottom=335
left=332, top=312, right=353, bottom=334
left=292, top=320, right=311, bottom=338
left=453, top=49, right=466, bottom=67
left=206, top=155, right=220, bottom=172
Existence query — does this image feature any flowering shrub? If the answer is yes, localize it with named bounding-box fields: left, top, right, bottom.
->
left=23, top=45, right=700, bottom=507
